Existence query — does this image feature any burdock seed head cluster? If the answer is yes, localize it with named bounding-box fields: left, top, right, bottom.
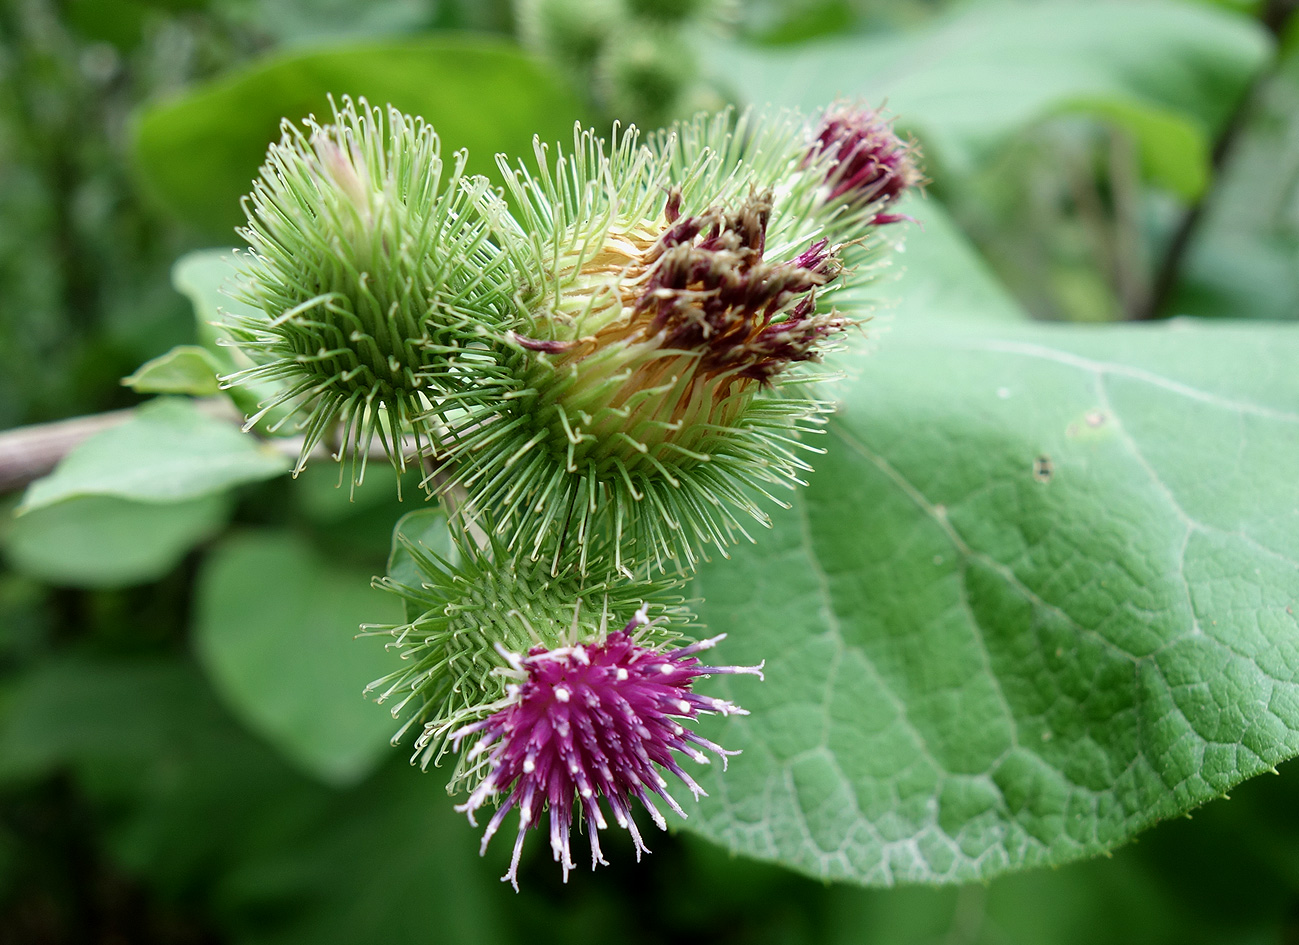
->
left=225, top=95, right=920, bottom=889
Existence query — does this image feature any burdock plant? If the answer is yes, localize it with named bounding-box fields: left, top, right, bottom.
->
left=223, top=96, right=920, bottom=886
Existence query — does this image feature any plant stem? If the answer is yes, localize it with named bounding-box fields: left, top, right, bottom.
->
left=0, top=409, right=138, bottom=494
left=0, top=401, right=320, bottom=494
left=1141, top=0, right=1298, bottom=318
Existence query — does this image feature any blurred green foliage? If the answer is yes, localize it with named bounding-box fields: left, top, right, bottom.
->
left=133, top=36, right=588, bottom=235
left=1171, top=39, right=1299, bottom=321
left=3, top=0, right=1299, bottom=941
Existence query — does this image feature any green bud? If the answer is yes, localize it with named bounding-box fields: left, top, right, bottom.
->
left=595, top=27, right=697, bottom=128
left=623, top=0, right=712, bottom=24
left=224, top=96, right=515, bottom=485
left=515, top=0, right=623, bottom=71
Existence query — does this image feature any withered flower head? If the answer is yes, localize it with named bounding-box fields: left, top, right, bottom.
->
left=436, top=108, right=917, bottom=575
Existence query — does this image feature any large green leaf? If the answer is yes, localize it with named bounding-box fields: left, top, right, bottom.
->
left=133, top=36, right=586, bottom=235
left=193, top=529, right=402, bottom=786
left=18, top=397, right=290, bottom=513
left=708, top=1, right=1269, bottom=195
left=878, top=196, right=1027, bottom=325
left=818, top=760, right=1299, bottom=945
left=823, top=755, right=1299, bottom=945
left=681, top=314, right=1299, bottom=885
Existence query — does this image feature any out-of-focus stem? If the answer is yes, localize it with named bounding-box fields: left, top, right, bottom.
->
left=1142, top=0, right=1298, bottom=318
left=0, top=400, right=406, bottom=494
left=0, top=409, right=138, bottom=494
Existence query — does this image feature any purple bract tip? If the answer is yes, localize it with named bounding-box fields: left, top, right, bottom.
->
left=632, top=190, right=848, bottom=383
left=808, top=104, right=922, bottom=222
left=451, top=618, right=763, bottom=890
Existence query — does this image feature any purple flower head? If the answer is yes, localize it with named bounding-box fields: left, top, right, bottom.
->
left=450, top=610, right=763, bottom=890
left=807, top=103, right=923, bottom=223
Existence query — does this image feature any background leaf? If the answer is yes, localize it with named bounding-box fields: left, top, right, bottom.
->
left=876, top=196, right=1028, bottom=325
left=0, top=656, right=332, bottom=900
left=19, top=397, right=290, bottom=512
left=171, top=248, right=305, bottom=427
left=193, top=529, right=402, bottom=785
left=132, top=35, right=587, bottom=235
left=1170, top=42, right=1299, bottom=321
left=216, top=766, right=519, bottom=945
left=708, top=1, right=1269, bottom=192
left=682, top=314, right=1299, bottom=885
left=0, top=652, right=515, bottom=943
left=0, top=494, right=230, bottom=588
left=171, top=248, right=262, bottom=363
left=122, top=344, right=224, bottom=396
left=385, top=507, right=455, bottom=621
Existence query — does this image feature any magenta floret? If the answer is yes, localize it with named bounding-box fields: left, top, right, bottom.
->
left=451, top=618, right=763, bottom=889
